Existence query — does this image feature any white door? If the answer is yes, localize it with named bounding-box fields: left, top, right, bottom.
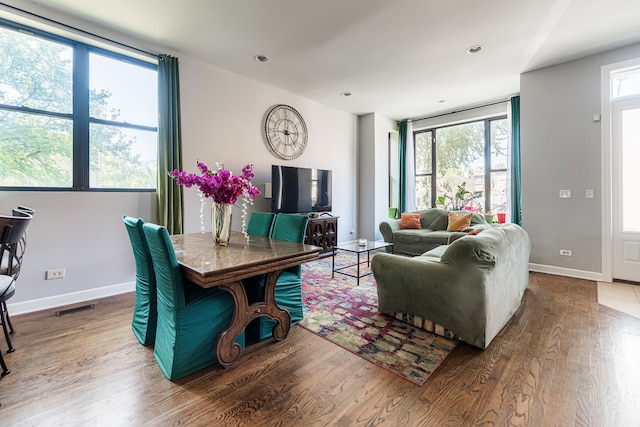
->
left=612, top=96, right=640, bottom=282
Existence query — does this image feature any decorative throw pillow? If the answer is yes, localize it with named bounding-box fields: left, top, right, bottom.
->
left=446, top=212, right=472, bottom=232
left=400, top=213, right=422, bottom=229
left=468, top=227, right=484, bottom=235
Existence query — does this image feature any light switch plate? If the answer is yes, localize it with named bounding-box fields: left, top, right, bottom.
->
left=559, top=190, right=571, bottom=199
left=586, top=189, right=594, bottom=199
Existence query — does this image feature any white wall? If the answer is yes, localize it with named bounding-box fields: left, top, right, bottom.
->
left=178, top=56, right=358, bottom=238
left=2, top=12, right=358, bottom=314
left=357, top=113, right=396, bottom=241
left=1, top=191, right=155, bottom=312
left=521, top=41, right=640, bottom=280
left=357, top=114, right=375, bottom=239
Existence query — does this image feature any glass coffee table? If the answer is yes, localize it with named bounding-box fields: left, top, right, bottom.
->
left=332, top=240, right=393, bottom=286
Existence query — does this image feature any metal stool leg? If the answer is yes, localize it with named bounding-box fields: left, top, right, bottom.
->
left=0, top=348, right=9, bottom=376
left=2, top=302, right=14, bottom=334
left=0, top=309, right=14, bottom=353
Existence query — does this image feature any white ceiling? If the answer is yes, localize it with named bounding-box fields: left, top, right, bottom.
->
left=15, top=0, right=640, bottom=120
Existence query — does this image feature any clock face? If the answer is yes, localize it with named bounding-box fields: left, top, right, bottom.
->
left=263, top=104, right=308, bottom=160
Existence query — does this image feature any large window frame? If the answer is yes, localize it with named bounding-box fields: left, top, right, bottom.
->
left=0, top=18, right=158, bottom=192
left=413, top=115, right=508, bottom=212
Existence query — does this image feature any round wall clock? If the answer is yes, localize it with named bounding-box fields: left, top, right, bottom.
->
left=263, top=104, right=308, bottom=160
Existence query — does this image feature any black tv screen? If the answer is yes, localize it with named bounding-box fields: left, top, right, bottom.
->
left=271, top=165, right=332, bottom=213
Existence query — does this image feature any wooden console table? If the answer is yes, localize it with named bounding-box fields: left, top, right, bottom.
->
left=305, top=215, right=338, bottom=257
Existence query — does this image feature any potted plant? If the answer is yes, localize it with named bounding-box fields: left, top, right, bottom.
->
left=436, top=182, right=482, bottom=211
left=484, top=211, right=495, bottom=224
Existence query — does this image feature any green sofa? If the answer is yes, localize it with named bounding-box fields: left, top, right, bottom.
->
left=371, top=223, right=530, bottom=349
left=379, top=208, right=488, bottom=256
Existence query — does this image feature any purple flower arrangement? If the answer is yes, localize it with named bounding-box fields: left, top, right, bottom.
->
left=171, top=162, right=261, bottom=237
left=171, top=162, right=260, bottom=205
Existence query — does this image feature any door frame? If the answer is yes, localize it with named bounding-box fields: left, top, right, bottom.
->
left=600, top=57, right=640, bottom=283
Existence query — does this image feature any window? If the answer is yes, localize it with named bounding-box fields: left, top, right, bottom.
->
left=413, top=116, right=508, bottom=215
left=0, top=20, right=157, bottom=190
left=612, top=67, right=640, bottom=99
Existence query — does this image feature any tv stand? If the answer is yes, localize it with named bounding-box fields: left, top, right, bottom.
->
left=305, top=215, right=338, bottom=257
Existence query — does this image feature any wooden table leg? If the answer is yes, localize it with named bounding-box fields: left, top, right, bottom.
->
left=216, top=269, right=291, bottom=367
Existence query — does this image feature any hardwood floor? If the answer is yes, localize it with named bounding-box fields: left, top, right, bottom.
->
left=0, top=273, right=639, bottom=426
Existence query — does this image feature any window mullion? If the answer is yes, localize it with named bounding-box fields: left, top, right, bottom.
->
left=73, top=44, right=90, bottom=190
left=431, top=130, right=437, bottom=207
left=484, top=119, right=491, bottom=212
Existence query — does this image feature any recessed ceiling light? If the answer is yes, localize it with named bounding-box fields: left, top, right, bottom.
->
left=466, top=45, right=483, bottom=55
left=340, top=91, right=352, bottom=97
left=253, top=54, right=269, bottom=62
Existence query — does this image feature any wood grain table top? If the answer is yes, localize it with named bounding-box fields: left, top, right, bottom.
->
left=170, top=231, right=322, bottom=287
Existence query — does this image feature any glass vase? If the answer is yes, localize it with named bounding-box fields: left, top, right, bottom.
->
left=212, top=203, right=233, bottom=246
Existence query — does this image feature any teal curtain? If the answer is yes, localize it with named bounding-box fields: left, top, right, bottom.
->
left=510, top=96, right=522, bottom=225
left=398, top=121, right=408, bottom=214
left=157, top=54, right=184, bottom=234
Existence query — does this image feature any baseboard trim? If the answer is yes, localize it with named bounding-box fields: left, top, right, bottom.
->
left=7, top=281, right=135, bottom=316
left=6, top=264, right=605, bottom=316
left=529, top=263, right=604, bottom=282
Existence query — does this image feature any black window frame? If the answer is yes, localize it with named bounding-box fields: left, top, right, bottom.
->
left=0, top=18, right=158, bottom=192
left=413, top=115, right=508, bottom=210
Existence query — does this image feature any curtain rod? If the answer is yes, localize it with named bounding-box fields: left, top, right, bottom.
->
left=403, top=97, right=516, bottom=124
left=0, top=2, right=159, bottom=59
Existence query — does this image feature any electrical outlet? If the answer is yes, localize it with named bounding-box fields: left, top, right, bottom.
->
left=560, top=250, right=572, bottom=256
left=46, top=269, right=65, bottom=280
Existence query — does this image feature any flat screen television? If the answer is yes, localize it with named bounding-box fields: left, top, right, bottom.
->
left=271, top=165, right=332, bottom=214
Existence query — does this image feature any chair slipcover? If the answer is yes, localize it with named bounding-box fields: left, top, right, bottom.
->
left=142, top=222, right=244, bottom=380
left=246, top=212, right=275, bottom=237
left=122, top=216, right=157, bottom=346
left=247, top=213, right=309, bottom=342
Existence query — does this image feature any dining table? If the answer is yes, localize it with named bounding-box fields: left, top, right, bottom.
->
left=169, top=230, right=322, bottom=368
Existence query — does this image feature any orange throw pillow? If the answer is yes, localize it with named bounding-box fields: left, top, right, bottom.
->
left=447, top=212, right=472, bottom=232
left=400, top=213, right=422, bottom=229
left=468, top=227, right=484, bottom=235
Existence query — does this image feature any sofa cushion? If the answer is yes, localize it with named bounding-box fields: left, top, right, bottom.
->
left=446, top=212, right=472, bottom=231
left=423, top=230, right=464, bottom=246
left=393, top=229, right=468, bottom=250
left=418, top=209, right=445, bottom=229
left=426, top=213, right=448, bottom=230
left=400, top=213, right=422, bottom=229
left=393, top=229, right=434, bottom=244
left=420, top=244, right=449, bottom=261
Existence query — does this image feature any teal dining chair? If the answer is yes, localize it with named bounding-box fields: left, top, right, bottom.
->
left=142, top=222, right=244, bottom=381
left=246, top=212, right=275, bottom=237
left=247, top=213, right=309, bottom=342
left=122, top=216, right=157, bottom=346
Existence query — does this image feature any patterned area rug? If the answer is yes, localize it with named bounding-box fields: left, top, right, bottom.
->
left=299, top=253, right=458, bottom=386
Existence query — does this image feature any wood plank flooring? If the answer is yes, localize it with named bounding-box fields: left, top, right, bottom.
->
left=0, top=272, right=639, bottom=426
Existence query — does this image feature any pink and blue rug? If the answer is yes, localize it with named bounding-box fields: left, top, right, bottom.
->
left=299, top=253, right=458, bottom=386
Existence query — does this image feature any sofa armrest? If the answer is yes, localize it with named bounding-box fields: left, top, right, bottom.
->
left=371, top=252, right=487, bottom=348
left=379, top=219, right=401, bottom=243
